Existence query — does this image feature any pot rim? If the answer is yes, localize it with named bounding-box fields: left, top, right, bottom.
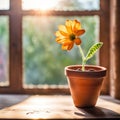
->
left=65, top=65, right=107, bottom=78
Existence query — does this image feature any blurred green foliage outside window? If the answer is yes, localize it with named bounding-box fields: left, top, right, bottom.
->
left=23, top=16, right=99, bottom=85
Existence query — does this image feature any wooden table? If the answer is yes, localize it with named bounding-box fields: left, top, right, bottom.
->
left=0, top=95, right=120, bottom=119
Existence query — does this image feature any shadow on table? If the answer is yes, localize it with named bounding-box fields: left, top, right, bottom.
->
left=99, top=95, right=120, bottom=104
left=0, top=95, right=29, bottom=109
left=74, top=106, right=120, bottom=119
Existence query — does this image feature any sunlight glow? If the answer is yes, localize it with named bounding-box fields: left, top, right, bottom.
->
left=0, top=0, right=9, bottom=10
left=22, top=0, right=59, bottom=10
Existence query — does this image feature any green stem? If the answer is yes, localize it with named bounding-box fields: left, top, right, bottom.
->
left=78, top=45, right=86, bottom=71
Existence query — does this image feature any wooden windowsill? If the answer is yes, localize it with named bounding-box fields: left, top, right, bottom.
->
left=0, top=95, right=120, bottom=119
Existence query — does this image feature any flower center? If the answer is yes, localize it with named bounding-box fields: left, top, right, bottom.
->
left=69, top=34, right=75, bottom=41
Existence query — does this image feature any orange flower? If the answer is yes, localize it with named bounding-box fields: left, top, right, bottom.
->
left=55, top=20, right=85, bottom=50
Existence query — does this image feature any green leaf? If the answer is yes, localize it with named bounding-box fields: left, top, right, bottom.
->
left=85, top=42, right=103, bottom=61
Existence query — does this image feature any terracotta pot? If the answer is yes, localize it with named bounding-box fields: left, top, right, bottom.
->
left=65, top=65, right=107, bottom=107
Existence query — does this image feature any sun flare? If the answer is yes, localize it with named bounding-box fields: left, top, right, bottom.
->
left=22, top=0, right=59, bottom=10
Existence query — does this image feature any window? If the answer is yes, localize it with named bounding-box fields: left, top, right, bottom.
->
left=0, top=16, right=9, bottom=86
left=0, top=0, right=110, bottom=94
left=0, top=0, right=9, bottom=10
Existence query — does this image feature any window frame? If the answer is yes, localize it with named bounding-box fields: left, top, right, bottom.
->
left=0, top=0, right=110, bottom=94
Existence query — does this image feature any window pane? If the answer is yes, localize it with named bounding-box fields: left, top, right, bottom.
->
left=23, top=16, right=99, bottom=87
left=0, top=0, right=10, bottom=10
left=22, top=0, right=100, bottom=11
left=0, top=16, right=9, bottom=86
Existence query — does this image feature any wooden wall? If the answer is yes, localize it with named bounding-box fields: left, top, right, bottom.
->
left=110, top=0, right=120, bottom=99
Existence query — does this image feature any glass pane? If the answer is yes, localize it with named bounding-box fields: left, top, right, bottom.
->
left=23, top=16, right=99, bottom=87
left=0, top=16, right=9, bottom=86
left=22, top=0, right=100, bottom=11
left=0, top=0, right=10, bottom=10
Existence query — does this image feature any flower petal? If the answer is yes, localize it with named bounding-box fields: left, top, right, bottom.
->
left=62, top=40, right=73, bottom=45
left=59, top=30, right=69, bottom=36
left=72, top=20, right=80, bottom=31
left=65, top=20, right=72, bottom=33
left=75, top=29, right=85, bottom=36
left=74, top=38, right=82, bottom=45
left=66, top=20, right=72, bottom=27
left=56, top=37, right=68, bottom=44
left=62, top=44, right=68, bottom=50
left=62, top=42, right=74, bottom=50
left=58, top=25, right=68, bottom=33
left=67, top=43, right=74, bottom=50
left=55, top=31, right=62, bottom=37
left=55, top=31, right=69, bottom=39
